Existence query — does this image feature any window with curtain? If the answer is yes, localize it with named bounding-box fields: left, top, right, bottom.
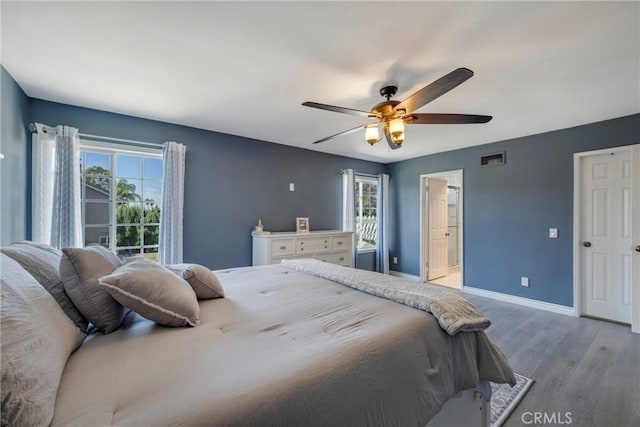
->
left=80, top=142, right=163, bottom=261
left=355, top=176, right=378, bottom=249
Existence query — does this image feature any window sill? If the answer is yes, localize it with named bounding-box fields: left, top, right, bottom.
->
left=357, top=247, right=377, bottom=254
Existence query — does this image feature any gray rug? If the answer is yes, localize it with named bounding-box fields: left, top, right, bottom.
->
left=491, top=373, right=534, bottom=427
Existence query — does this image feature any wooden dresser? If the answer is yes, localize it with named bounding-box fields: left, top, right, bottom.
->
left=252, top=230, right=354, bottom=267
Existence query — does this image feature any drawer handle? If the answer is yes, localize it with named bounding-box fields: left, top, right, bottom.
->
left=324, top=246, right=328, bottom=249
left=324, top=240, right=328, bottom=243
left=300, top=242, right=304, bottom=245
left=300, top=248, right=304, bottom=251
left=337, top=241, right=343, bottom=245
left=339, top=257, right=344, bottom=261
left=279, top=246, right=286, bottom=250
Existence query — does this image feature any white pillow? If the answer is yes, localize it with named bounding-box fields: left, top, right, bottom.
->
left=1, top=254, right=85, bottom=426
left=98, top=259, right=200, bottom=327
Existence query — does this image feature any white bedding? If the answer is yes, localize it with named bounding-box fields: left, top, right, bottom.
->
left=52, top=264, right=514, bottom=426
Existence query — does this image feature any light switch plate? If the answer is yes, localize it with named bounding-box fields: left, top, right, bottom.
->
left=521, top=277, right=529, bottom=287
left=289, top=183, right=295, bottom=192
left=549, top=228, right=558, bottom=239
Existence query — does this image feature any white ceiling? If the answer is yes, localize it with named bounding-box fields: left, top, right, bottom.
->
left=2, top=1, right=638, bottom=163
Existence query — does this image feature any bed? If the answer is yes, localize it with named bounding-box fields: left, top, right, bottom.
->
left=49, top=263, right=515, bottom=427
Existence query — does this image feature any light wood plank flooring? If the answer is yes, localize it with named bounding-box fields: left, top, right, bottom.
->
left=463, top=293, right=640, bottom=427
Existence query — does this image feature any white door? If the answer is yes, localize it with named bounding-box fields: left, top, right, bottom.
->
left=428, top=178, right=448, bottom=280
left=582, top=150, right=632, bottom=323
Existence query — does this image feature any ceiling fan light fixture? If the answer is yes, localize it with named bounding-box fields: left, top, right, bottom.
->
left=365, top=125, right=380, bottom=145
left=388, top=118, right=405, bottom=139
left=391, top=131, right=405, bottom=146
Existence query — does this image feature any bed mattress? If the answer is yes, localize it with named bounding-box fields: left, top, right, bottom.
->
left=52, top=264, right=514, bottom=427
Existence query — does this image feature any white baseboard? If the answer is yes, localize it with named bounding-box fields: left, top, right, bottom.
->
left=388, top=273, right=576, bottom=317
left=389, top=270, right=420, bottom=281
left=463, top=286, right=576, bottom=317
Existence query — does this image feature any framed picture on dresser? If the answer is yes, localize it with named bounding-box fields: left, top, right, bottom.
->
left=296, top=217, right=309, bottom=233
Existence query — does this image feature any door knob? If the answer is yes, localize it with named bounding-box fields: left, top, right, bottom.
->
left=635, top=246, right=640, bottom=253
left=583, top=242, right=592, bottom=247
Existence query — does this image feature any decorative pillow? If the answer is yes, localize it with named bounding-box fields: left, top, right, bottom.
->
left=60, top=245, right=126, bottom=333
left=165, top=263, right=225, bottom=299
left=0, top=241, right=89, bottom=333
left=98, top=259, right=200, bottom=327
left=1, top=254, right=85, bottom=427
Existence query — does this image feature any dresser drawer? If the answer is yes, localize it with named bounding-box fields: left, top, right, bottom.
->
left=271, top=239, right=295, bottom=256
left=296, top=237, right=330, bottom=254
left=331, top=235, right=350, bottom=250
left=317, top=252, right=350, bottom=266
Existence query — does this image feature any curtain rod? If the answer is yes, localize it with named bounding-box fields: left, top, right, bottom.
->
left=79, top=133, right=166, bottom=150
left=28, top=123, right=170, bottom=150
left=339, top=169, right=379, bottom=179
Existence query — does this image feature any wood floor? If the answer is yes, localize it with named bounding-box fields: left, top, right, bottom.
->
left=463, top=293, right=640, bottom=427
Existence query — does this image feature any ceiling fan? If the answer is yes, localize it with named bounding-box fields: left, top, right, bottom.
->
left=302, top=67, right=492, bottom=150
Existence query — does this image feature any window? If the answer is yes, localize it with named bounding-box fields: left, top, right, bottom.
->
left=355, top=176, right=378, bottom=249
left=80, top=143, right=163, bottom=261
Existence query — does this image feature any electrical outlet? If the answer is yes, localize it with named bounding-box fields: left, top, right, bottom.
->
left=521, top=277, right=529, bottom=287
left=393, top=256, right=398, bottom=264
left=289, top=183, right=295, bottom=192
left=549, top=228, right=558, bottom=239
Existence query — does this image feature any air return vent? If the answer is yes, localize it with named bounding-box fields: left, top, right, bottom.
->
left=481, top=152, right=505, bottom=167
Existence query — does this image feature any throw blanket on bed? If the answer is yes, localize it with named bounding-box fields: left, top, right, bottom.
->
left=281, top=258, right=490, bottom=335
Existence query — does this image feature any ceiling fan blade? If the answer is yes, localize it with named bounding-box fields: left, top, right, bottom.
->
left=312, top=124, right=367, bottom=145
left=395, top=68, right=474, bottom=114
left=383, top=127, right=402, bottom=150
left=302, top=102, right=379, bottom=118
left=404, top=113, right=493, bottom=124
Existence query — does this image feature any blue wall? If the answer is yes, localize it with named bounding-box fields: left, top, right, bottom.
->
left=386, top=114, right=640, bottom=307
left=29, top=99, right=384, bottom=269
left=0, top=66, right=29, bottom=245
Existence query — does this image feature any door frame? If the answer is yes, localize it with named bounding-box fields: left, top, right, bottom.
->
left=420, top=169, right=464, bottom=288
left=573, top=144, right=640, bottom=333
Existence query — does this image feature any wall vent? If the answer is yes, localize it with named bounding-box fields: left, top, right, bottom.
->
left=480, top=152, right=506, bottom=167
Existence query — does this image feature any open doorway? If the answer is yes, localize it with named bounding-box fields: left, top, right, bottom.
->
left=420, top=170, right=463, bottom=289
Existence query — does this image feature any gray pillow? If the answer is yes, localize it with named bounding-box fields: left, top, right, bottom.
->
left=165, top=263, right=225, bottom=299
left=99, top=259, right=200, bottom=327
left=60, top=246, right=126, bottom=333
left=1, top=254, right=85, bottom=427
left=0, top=241, right=89, bottom=333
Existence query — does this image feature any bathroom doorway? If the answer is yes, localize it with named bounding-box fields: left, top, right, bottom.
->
left=420, top=170, right=463, bottom=289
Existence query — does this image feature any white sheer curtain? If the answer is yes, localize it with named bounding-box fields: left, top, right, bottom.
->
left=159, top=141, right=186, bottom=264
left=342, top=168, right=357, bottom=267
left=376, top=173, right=390, bottom=274
left=32, top=123, right=82, bottom=248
